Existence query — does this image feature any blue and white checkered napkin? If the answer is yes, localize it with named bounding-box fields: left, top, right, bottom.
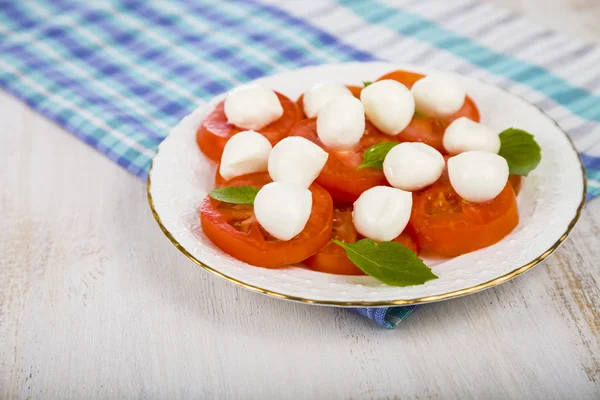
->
left=1, top=0, right=599, bottom=328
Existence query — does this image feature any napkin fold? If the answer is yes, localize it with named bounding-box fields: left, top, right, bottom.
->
left=1, top=0, right=599, bottom=327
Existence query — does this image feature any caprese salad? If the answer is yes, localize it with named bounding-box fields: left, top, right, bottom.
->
left=196, top=69, right=542, bottom=287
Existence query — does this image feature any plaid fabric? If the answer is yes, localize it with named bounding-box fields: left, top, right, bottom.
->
left=1, top=0, right=599, bottom=328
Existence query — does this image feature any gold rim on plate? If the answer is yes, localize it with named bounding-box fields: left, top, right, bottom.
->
left=146, top=91, right=587, bottom=308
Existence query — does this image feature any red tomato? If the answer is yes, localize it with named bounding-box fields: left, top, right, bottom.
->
left=196, top=92, right=300, bottom=162
left=393, top=228, right=419, bottom=254
left=290, top=118, right=394, bottom=202
left=376, top=70, right=480, bottom=153
left=377, top=70, right=425, bottom=88
left=304, top=207, right=362, bottom=275
left=295, top=85, right=363, bottom=118
left=214, top=167, right=226, bottom=187
left=509, top=175, right=522, bottom=195
left=346, top=85, right=363, bottom=99
left=305, top=206, right=419, bottom=275
left=410, top=172, right=519, bottom=257
left=200, top=172, right=333, bottom=268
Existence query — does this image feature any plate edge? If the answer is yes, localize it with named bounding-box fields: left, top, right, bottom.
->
left=146, top=63, right=587, bottom=307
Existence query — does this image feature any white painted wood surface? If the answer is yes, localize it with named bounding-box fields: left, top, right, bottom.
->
left=1, top=1, right=599, bottom=399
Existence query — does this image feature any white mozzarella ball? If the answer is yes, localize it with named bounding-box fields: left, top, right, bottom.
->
left=224, top=84, right=283, bottom=130
left=268, top=137, right=328, bottom=188
left=316, top=96, right=365, bottom=150
left=383, top=142, right=445, bottom=191
left=360, top=80, right=415, bottom=135
left=303, top=82, right=354, bottom=118
left=352, top=186, right=412, bottom=242
left=448, top=151, right=509, bottom=203
left=219, top=130, right=272, bottom=180
left=254, top=182, right=313, bottom=241
left=443, top=117, right=500, bottom=154
left=411, top=73, right=466, bottom=118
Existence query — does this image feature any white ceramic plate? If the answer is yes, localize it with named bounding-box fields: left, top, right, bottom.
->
left=148, top=62, right=585, bottom=307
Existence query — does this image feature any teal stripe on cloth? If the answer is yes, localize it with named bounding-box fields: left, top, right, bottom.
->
left=337, top=0, right=600, bottom=122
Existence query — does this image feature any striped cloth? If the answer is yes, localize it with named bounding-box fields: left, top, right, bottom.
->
left=1, top=0, right=598, bottom=328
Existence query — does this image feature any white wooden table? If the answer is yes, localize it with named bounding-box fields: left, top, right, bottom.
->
left=2, top=1, right=599, bottom=399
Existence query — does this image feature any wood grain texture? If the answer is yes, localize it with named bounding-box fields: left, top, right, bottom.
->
left=1, top=0, right=600, bottom=399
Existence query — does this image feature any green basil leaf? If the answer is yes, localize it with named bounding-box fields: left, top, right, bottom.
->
left=413, top=111, right=426, bottom=119
left=363, top=81, right=373, bottom=87
left=332, top=239, right=438, bottom=286
left=498, top=128, right=542, bottom=176
left=209, top=186, right=259, bottom=204
left=358, top=141, right=399, bottom=170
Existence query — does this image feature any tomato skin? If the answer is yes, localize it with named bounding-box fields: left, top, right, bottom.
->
left=393, top=229, right=419, bottom=254
left=377, top=70, right=425, bottom=88
left=377, top=70, right=480, bottom=153
left=398, top=97, right=480, bottom=152
left=295, top=85, right=362, bottom=118
left=410, top=173, right=519, bottom=257
left=214, top=168, right=226, bottom=187
left=304, top=207, right=419, bottom=275
left=304, top=207, right=362, bottom=275
left=509, top=175, right=522, bottom=195
left=346, top=85, right=363, bottom=99
left=200, top=173, right=333, bottom=268
left=290, top=118, right=393, bottom=202
left=197, top=92, right=300, bottom=162
left=304, top=242, right=364, bottom=275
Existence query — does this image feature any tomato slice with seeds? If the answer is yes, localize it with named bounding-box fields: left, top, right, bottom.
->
left=376, top=70, right=480, bottom=153
left=290, top=118, right=394, bottom=202
left=410, top=171, right=519, bottom=257
left=295, top=85, right=363, bottom=118
left=196, top=92, right=300, bottom=162
left=305, top=205, right=419, bottom=275
left=200, top=172, right=333, bottom=268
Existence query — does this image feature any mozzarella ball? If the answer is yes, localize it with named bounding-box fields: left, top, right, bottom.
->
left=383, top=142, right=445, bottom=191
left=352, top=186, right=412, bottom=242
left=219, top=130, right=272, bottom=180
left=224, top=84, right=283, bottom=130
left=303, top=82, right=354, bottom=118
left=448, top=151, right=509, bottom=203
left=268, top=137, right=328, bottom=188
left=316, top=96, right=365, bottom=149
left=443, top=117, right=500, bottom=154
left=360, top=80, right=415, bottom=135
left=254, top=182, right=313, bottom=241
left=411, top=73, right=466, bottom=118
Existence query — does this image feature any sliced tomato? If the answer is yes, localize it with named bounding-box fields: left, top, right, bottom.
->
left=304, top=207, right=362, bottom=275
left=214, top=167, right=227, bottom=187
left=200, top=172, right=333, bottom=268
left=509, top=175, right=522, bottom=195
left=290, top=118, right=393, bottom=202
left=346, top=85, right=363, bottom=99
left=377, top=70, right=426, bottom=88
left=410, top=171, right=519, bottom=257
left=197, top=92, right=300, bottom=162
left=305, top=205, right=419, bottom=275
left=393, top=228, right=419, bottom=253
left=295, top=85, right=363, bottom=118
left=376, top=70, right=480, bottom=153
